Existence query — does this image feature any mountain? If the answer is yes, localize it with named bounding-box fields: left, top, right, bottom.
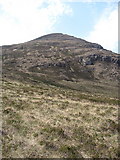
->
left=2, top=33, right=119, bottom=83
left=2, top=33, right=119, bottom=158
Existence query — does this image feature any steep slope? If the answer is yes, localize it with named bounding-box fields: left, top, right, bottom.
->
left=2, top=33, right=119, bottom=158
left=2, top=33, right=119, bottom=83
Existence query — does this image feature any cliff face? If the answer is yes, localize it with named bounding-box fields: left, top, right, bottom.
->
left=2, top=33, right=119, bottom=82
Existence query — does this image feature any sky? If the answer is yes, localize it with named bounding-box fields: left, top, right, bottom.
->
left=0, top=0, right=118, bottom=53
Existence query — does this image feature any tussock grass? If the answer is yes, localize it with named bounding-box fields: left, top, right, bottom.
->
left=2, top=78, right=119, bottom=158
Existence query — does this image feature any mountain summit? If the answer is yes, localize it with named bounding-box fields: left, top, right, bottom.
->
left=34, top=33, right=103, bottom=49
left=3, top=33, right=119, bottom=83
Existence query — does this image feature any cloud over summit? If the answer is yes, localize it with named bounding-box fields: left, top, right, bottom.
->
left=86, top=6, right=118, bottom=53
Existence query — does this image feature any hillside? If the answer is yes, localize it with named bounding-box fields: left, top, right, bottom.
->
left=2, top=33, right=119, bottom=158
left=3, top=33, right=120, bottom=83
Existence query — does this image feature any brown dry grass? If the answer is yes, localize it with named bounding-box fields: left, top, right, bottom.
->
left=2, top=79, right=119, bottom=158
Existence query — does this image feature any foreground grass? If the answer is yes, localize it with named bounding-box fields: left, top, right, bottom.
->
left=2, top=79, right=119, bottom=158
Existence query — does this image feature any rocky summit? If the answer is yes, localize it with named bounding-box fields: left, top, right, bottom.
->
left=2, top=33, right=119, bottom=158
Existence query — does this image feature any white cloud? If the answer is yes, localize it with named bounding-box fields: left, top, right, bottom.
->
left=0, top=0, right=72, bottom=45
left=85, top=6, right=118, bottom=53
left=62, top=0, right=119, bottom=2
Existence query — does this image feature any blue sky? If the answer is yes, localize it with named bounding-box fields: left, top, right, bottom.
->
left=53, top=1, right=118, bottom=53
left=0, top=0, right=118, bottom=53
left=53, top=2, right=108, bottom=37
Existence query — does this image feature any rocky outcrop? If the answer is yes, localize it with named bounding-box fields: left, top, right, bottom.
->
left=77, top=54, right=120, bottom=66
left=83, top=43, right=103, bottom=49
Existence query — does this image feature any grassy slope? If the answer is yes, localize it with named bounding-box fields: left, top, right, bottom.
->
left=2, top=78, right=119, bottom=158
